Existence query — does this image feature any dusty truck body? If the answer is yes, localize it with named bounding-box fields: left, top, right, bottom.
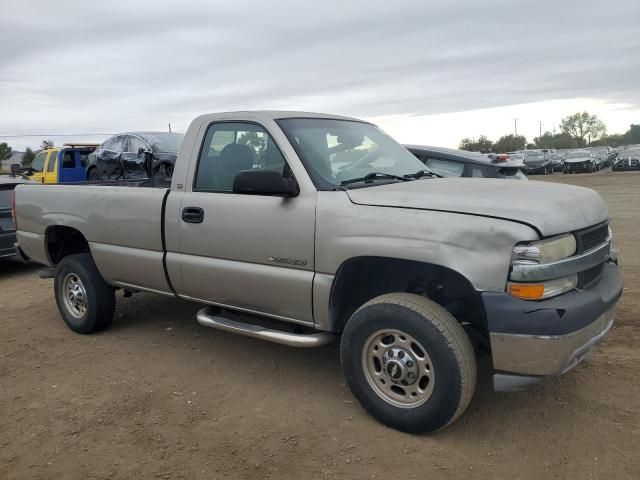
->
left=14, top=111, right=622, bottom=433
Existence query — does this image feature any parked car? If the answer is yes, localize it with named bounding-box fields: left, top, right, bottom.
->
left=523, top=150, right=553, bottom=174
left=612, top=150, right=640, bottom=171
left=404, top=145, right=527, bottom=179
left=564, top=150, right=596, bottom=173
left=549, top=152, right=565, bottom=171
left=591, top=146, right=612, bottom=168
left=1, top=173, right=36, bottom=259
left=14, top=111, right=622, bottom=434
left=87, top=132, right=184, bottom=181
left=24, top=144, right=98, bottom=184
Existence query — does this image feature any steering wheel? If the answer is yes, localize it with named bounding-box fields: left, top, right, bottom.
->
left=340, top=148, right=385, bottom=172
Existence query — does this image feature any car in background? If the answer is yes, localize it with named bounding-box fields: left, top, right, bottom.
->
left=1, top=173, right=37, bottom=259
left=612, top=149, right=640, bottom=171
left=591, top=146, right=611, bottom=168
left=522, top=150, right=553, bottom=174
left=549, top=152, right=565, bottom=171
left=563, top=150, right=596, bottom=173
left=24, top=144, right=97, bottom=184
left=87, top=132, right=184, bottom=181
left=404, top=145, right=527, bottom=179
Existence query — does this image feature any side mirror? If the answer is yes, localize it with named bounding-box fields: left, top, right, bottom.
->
left=233, top=169, right=298, bottom=196
left=10, top=163, right=21, bottom=176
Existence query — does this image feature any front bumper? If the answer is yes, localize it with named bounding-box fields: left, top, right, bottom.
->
left=524, top=165, right=547, bottom=174
left=565, top=162, right=592, bottom=172
left=482, top=261, right=622, bottom=390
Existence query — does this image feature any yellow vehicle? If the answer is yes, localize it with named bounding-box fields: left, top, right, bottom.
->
left=26, top=144, right=98, bottom=184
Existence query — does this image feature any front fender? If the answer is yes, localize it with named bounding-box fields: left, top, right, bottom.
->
left=315, top=192, right=538, bottom=292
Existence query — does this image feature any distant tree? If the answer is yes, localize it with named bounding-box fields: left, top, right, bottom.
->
left=459, top=135, right=493, bottom=153
left=533, top=132, right=555, bottom=149
left=624, top=124, right=640, bottom=145
left=492, top=134, right=527, bottom=153
left=21, top=147, right=36, bottom=166
left=0, top=142, right=13, bottom=161
left=560, top=112, right=606, bottom=145
left=534, top=132, right=578, bottom=149
left=526, top=143, right=536, bottom=149
left=40, top=139, right=54, bottom=149
left=599, top=134, right=625, bottom=147
left=551, top=132, right=579, bottom=149
left=237, top=132, right=265, bottom=155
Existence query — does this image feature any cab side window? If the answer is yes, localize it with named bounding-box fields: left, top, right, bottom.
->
left=194, top=122, right=287, bottom=192
left=425, top=158, right=465, bottom=177
left=46, top=151, right=57, bottom=172
left=31, top=152, right=46, bottom=172
left=62, top=152, right=75, bottom=168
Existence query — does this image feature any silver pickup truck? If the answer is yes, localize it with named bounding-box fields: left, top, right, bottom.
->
left=13, top=111, right=622, bottom=433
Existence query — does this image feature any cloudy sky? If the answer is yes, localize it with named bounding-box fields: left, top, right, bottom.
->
left=1, top=0, right=639, bottom=151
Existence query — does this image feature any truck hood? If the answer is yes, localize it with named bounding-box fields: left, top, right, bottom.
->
left=345, top=178, right=608, bottom=236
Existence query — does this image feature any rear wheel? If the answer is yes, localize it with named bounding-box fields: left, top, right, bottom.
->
left=87, top=168, right=100, bottom=181
left=54, top=253, right=115, bottom=334
left=340, top=293, right=476, bottom=433
left=157, top=163, right=174, bottom=179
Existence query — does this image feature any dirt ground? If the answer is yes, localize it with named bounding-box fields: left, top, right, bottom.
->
left=1, top=171, right=639, bottom=480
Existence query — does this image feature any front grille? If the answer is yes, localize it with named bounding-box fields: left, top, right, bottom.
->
left=573, top=222, right=610, bottom=288
left=575, top=222, right=609, bottom=253
left=579, top=263, right=604, bottom=288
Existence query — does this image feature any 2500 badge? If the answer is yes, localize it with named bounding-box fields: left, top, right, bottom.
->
left=267, top=256, right=308, bottom=266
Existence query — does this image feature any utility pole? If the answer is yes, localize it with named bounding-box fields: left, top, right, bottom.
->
left=513, top=118, right=518, bottom=136
left=168, top=123, right=172, bottom=133
left=538, top=120, right=543, bottom=138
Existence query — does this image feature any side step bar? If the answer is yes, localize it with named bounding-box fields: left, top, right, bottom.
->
left=196, top=308, right=335, bottom=348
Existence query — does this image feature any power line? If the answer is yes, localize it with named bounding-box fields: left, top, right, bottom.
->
left=0, top=133, right=114, bottom=138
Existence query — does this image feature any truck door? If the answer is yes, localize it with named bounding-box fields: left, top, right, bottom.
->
left=170, top=121, right=316, bottom=325
left=28, top=151, right=47, bottom=183
left=43, top=150, right=59, bottom=184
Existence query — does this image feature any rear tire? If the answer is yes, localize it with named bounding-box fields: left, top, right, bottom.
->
left=87, top=167, right=100, bottom=181
left=54, top=253, right=115, bottom=334
left=340, top=293, right=476, bottom=433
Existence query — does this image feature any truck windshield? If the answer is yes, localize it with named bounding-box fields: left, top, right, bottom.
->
left=276, top=118, right=427, bottom=190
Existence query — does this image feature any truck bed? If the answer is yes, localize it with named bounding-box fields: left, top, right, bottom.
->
left=15, top=183, right=172, bottom=294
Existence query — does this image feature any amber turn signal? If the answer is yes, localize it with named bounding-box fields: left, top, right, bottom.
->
left=507, top=283, right=545, bottom=300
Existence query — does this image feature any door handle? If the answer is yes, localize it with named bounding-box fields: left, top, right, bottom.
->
left=182, top=207, right=204, bottom=224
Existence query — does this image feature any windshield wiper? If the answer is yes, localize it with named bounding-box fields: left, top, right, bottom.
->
left=404, top=169, right=441, bottom=179
left=340, top=172, right=410, bottom=186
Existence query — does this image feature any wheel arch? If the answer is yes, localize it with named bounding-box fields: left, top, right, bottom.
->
left=45, top=225, right=91, bottom=265
left=327, top=256, right=487, bottom=336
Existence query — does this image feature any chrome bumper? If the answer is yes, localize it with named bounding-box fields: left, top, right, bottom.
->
left=491, top=307, right=614, bottom=378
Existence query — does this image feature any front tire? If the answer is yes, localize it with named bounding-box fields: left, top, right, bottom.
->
left=54, top=253, right=115, bottom=334
left=340, top=293, right=476, bottom=433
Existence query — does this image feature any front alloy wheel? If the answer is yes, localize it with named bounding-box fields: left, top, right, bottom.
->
left=362, top=329, right=435, bottom=407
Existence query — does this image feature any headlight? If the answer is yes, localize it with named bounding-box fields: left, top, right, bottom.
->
left=508, top=234, right=578, bottom=300
left=507, top=275, right=578, bottom=300
left=512, top=233, right=576, bottom=264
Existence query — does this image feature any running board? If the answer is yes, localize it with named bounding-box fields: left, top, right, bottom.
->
left=196, top=308, right=335, bottom=348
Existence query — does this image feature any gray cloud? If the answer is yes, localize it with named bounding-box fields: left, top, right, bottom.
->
left=1, top=0, right=639, bottom=147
